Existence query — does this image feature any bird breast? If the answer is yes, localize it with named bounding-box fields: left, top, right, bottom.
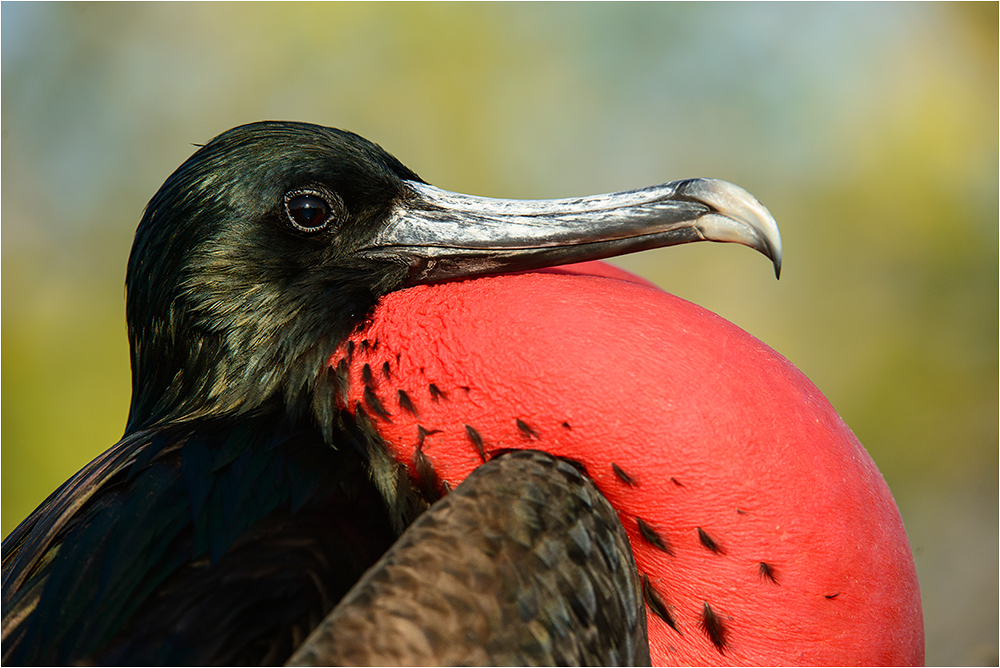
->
left=332, top=261, right=923, bottom=666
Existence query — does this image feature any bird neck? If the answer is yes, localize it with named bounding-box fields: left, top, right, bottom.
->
left=124, top=313, right=351, bottom=436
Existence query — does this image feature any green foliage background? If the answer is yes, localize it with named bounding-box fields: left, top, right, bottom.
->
left=2, top=4, right=996, bottom=664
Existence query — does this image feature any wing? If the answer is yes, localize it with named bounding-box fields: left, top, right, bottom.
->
left=1, top=416, right=400, bottom=666
left=288, top=449, right=650, bottom=667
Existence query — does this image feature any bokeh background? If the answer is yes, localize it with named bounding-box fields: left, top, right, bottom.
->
left=2, top=3, right=996, bottom=664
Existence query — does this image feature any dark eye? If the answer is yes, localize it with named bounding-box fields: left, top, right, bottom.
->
left=283, top=189, right=340, bottom=232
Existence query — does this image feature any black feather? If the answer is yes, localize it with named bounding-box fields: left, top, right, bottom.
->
left=700, top=602, right=729, bottom=653
left=464, top=424, right=487, bottom=462
left=641, top=574, right=680, bottom=634
left=362, top=363, right=375, bottom=389
left=515, top=419, right=539, bottom=439
left=428, top=383, right=446, bottom=402
left=637, top=517, right=674, bottom=556
left=363, top=386, right=391, bottom=421
left=697, top=527, right=726, bottom=555
left=758, top=561, right=779, bottom=584
left=612, top=462, right=637, bottom=486
left=397, top=389, right=417, bottom=416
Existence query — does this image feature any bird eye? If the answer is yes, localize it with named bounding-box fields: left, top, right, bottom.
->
left=283, top=190, right=340, bottom=232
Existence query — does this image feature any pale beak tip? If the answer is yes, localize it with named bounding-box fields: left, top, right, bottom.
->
left=677, top=178, right=783, bottom=281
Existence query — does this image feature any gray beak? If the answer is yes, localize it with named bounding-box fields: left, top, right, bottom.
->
left=362, top=177, right=782, bottom=284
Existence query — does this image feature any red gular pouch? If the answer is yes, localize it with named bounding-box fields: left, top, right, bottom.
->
left=332, top=260, right=924, bottom=666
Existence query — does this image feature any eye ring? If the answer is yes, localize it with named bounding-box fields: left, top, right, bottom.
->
left=283, top=188, right=343, bottom=232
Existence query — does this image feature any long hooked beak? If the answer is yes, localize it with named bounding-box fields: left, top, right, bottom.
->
left=362, top=177, right=782, bottom=283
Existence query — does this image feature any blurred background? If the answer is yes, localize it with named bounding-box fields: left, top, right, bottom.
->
left=2, top=3, right=995, bottom=664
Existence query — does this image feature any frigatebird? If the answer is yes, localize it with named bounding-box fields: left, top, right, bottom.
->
left=1, top=121, right=922, bottom=665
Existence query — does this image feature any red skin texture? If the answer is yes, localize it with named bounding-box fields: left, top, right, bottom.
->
left=333, top=261, right=924, bottom=666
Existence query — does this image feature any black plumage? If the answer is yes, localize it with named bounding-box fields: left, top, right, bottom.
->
left=1, top=122, right=647, bottom=665
left=287, top=450, right=649, bottom=666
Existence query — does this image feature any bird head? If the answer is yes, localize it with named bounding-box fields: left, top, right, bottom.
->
left=125, top=122, right=422, bottom=430
left=124, top=121, right=780, bottom=433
